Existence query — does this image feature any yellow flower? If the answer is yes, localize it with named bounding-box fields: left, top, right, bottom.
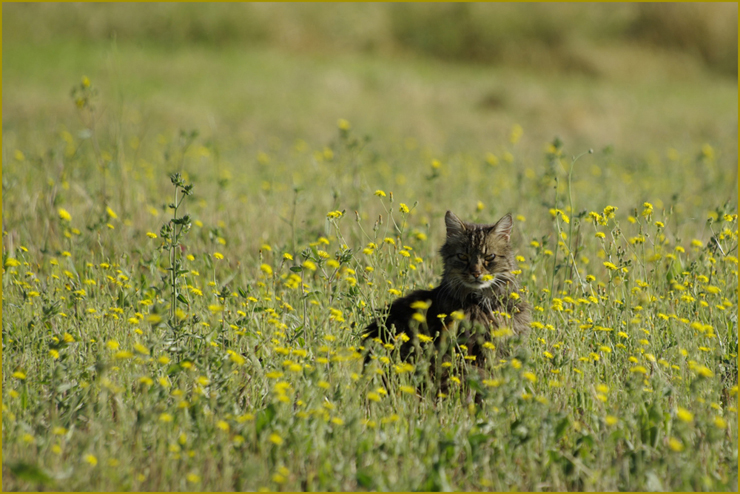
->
left=5, top=258, right=21, bottom=267
left=58, top=208, right=72, bottom=222
left=450, top=311, right=465, bottom=320
left=603, top=261, right=617, bottom=270
left=269, top=433, right=283, bottom=445
left=410, top=300, right=431, bottom=310
left=399, top=203, right=410, bottom=214
left=695, top=365, right=714, bottom=378
left=522, top=371, right=537, bottom=383
left=374, top=190, right=386, bottom=197
left=146, top=313, right=162, bottom=324
left=676, top=407, right=694, bottom=423
left=283, top=253, right=293, bottom=261
left=114, top=350, right=133, bottom=360
left=260, top=264, right=273, bottom=276
left=493, top=327, right=513, bottom=338
left=668, top=437, right=684, bottom=452
left=83, top=454, right=98, bottom=466
left=133, top=343, right=149, bottom=355
left=229, top=351, right=246, bottom=366
left=713, top=416, right=727, bottom=429
left=106, top=207, right=118, bottom=219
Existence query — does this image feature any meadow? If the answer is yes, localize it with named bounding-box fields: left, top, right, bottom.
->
left=2, top=3, right=739, bottom=491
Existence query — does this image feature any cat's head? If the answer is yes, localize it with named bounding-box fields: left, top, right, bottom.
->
left=439, top=211, right=516, bottom=291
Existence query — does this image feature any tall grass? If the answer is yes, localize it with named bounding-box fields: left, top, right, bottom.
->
left=2, top=71, right=738, bottom=489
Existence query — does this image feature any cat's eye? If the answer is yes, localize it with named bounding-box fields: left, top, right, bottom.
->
left=457, top=253, right=469, bottom=261
left=485, top=254, right=496, bottom=262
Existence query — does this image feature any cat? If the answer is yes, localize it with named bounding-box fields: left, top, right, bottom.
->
left=363, top=211, right=530, bottom=390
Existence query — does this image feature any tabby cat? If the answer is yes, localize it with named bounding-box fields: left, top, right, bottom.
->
left=364, top=211, right=530, bottom=382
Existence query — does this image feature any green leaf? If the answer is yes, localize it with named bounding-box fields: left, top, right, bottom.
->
left=468, top=432, right=487, bottom=450
left=255, top=404, right=276, bottom=435
left=555, top=416, right=570, bottom=440
left=166, top=363, right=183, bottom=375
left=10, top=462, right=53, bottom=486
left=356, top=470, right=374, bottom=489
left=290, top=266, right=303, bottom=273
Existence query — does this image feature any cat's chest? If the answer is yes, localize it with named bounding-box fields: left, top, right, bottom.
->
left=461, top=297, right=513, bottom=327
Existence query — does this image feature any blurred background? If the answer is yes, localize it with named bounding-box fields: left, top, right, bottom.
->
left=4, top=3, right=737, bottom=150
left=2, top=2, right=738, bottom=256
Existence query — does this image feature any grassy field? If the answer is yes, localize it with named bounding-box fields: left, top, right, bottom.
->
left=2, top=4, right=738, bottom=491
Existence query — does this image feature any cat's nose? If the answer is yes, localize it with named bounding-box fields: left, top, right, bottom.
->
left=470, top=269, right=481, bottom=279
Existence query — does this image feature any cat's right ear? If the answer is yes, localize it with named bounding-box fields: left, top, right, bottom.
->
left=445, top=211, right=466, bottom=237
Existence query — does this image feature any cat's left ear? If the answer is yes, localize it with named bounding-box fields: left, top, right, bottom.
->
left=489, top=213, right=513, bottom=242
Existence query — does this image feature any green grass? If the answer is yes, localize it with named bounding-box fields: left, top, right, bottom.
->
left=2, top=11, right=738, bottom=491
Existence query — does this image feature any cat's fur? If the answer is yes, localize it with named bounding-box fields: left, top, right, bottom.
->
left=364, top=211, right=530, bottom=381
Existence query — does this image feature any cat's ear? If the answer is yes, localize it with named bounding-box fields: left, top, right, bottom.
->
left=445, top=211, right=466, bottom=237
left=489, top=213, right=513, bottom=242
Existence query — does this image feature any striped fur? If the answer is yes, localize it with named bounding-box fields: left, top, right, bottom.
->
left=364, top=211, right=530, bottom=375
